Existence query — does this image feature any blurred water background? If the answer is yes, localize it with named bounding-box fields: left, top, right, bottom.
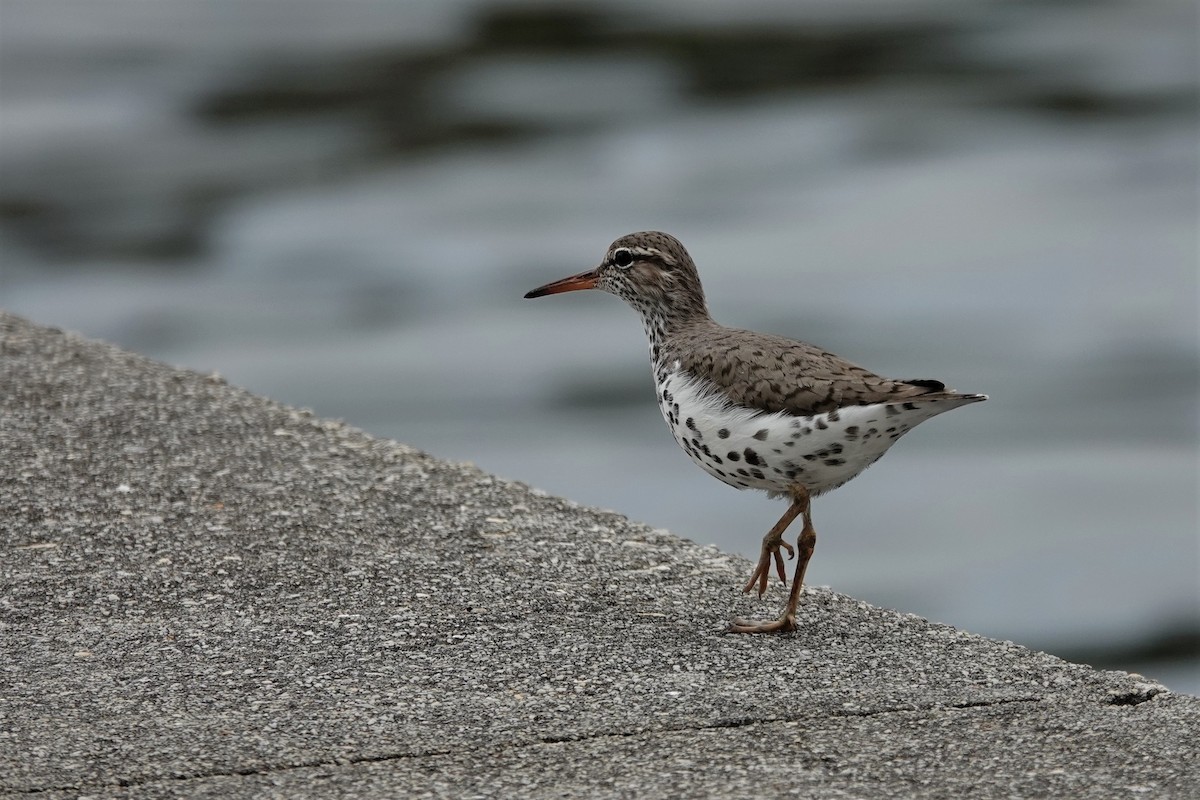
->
left=1, top=0, right=1196, bottom=692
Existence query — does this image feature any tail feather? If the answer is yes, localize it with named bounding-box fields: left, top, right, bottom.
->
left=920, top=391, right=988, bottom=404
left=902, top=379, right=987, bottom=404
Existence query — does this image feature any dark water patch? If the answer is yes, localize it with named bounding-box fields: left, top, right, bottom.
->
left=0, top=195, right=212, bottom=262
left=1003, top=87, right=1196, bottom=121
left=195, top=60, right=385, bottom=122
left=655, top=25, right=955, bottom=99
left=190, top=7, right=967, bottom=153
left=473, top=5, right=612, bottom=50
left=1056, top=621, right=1200, bottom=675
left=0, top=197, right=50, bottom=224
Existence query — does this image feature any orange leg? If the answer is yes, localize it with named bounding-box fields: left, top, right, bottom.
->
left=740, top=501, right=800, bottom=597
left=728, top=486, right=817, bottom=634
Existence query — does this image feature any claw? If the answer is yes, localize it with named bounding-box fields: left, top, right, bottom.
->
left=742, top=536, right=794, bottom=597
left=772, top=539, right=794, bottom=584
left=741, top=552, right=775, bottom=597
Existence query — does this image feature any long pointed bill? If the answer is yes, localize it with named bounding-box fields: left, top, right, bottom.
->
left=524, top=268, right=600, bottom=299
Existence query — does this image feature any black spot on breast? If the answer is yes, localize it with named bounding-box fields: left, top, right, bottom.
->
left=686, top=417, right=697, bottom=431
left=828, top=410, right=840, bottom=423
left=844, top=426, right=859, bottom=438
left=772, top=448, right=782, bottom=455
left=830, top=443, right=844, bottom=455
left=718, top=428, right=730, bottom=439
left=816, top=419, right=828, bottom=430
left=802, top=454, right=816, bottom=462
left=885, top=405, right=900, bottom=417
left=712, top=455, right=724, bottom=464
left=753, top=428, right=768, bottom=441
left=736, top=468, right=750, bottom=477
left=784, top=441, right=795, bottom=447
left=727, top=451, right=740, bottom=462
left=902, top=402, right=917, bottom=411
left=743, top=449, right=762, bottom=466
left=824, top=458, right=845, bottom=466
left=750, top=468, right=765, bottom=479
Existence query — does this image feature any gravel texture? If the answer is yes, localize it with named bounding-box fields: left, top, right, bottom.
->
left=2, top=311, right=1196, bottom=798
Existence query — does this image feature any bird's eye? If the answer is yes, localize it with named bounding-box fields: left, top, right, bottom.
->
left=612, top=248, right=634, bottom=268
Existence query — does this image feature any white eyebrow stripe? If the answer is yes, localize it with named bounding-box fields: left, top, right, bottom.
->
left=618, top=246, right=674, bottom=266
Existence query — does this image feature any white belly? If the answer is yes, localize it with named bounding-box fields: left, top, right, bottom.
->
left=655, top=366, right=970, bottom=497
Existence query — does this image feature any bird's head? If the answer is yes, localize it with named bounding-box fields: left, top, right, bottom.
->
left=524, top=231, right=708, bottom=323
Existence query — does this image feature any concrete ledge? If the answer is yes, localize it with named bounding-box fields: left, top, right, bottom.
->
left=2, top=311, right=1196, bottom=798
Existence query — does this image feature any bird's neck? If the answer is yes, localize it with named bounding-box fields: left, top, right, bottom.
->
left=638, top=306, right=712, bottom=368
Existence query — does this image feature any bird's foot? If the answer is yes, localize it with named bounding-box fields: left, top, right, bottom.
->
left=741, top=538, right=794, bottom=597
left=726, top=612, right=798, bottom=635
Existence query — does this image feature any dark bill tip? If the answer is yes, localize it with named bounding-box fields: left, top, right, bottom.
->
left=523, top=269, right=599, bottom=299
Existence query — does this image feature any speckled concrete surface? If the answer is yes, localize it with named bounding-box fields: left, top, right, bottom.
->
left=2, top=312, right=1196, bottom=798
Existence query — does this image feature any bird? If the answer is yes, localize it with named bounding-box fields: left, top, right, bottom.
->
left=524, top=231, right=986, bottom=634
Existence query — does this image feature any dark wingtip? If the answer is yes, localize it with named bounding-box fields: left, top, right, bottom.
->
left=903, top=379, right=947, bottom=393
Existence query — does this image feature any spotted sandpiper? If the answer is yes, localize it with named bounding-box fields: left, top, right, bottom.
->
left=525, top=231, right=986, bottom=634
